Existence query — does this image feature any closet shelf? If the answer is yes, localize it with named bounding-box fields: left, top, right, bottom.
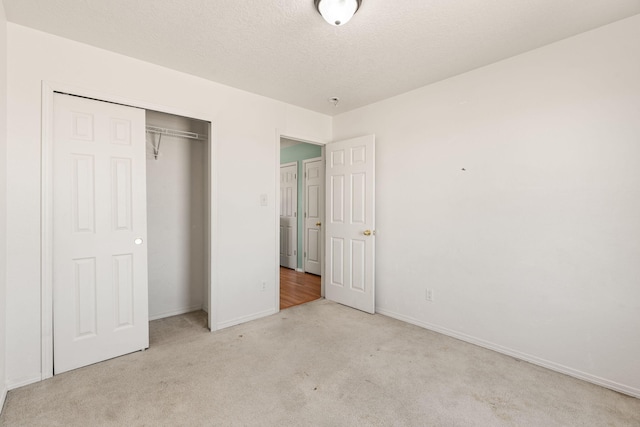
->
left=146, top=125, right=207, bottom=141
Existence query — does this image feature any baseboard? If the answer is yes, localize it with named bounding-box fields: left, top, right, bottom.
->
left=0, top=384, right=6, bottom=415
left=149, top=304, right=203, bottom=321
left=7, top=375, right=41, bottom=391
left=216, top=308, right=276, bottom=330
left=375, top=307, right=640, bottom=399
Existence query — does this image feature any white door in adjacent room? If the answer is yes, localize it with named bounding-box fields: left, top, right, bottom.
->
left=325, top=135, right=376, bottom=314
left=279, top=162, right=298, bottom=269
left=53, top=93, right=149, bottom=374
left=304, top=158, right=324, bottom=276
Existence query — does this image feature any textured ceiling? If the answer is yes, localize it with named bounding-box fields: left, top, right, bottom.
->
left=3, top=0, right=640, bottom=115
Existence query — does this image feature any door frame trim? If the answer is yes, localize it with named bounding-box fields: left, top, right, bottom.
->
left=40, top=81, right=219, bottom=379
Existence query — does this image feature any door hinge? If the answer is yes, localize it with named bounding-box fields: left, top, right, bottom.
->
left=304, top=251, right=306, bottom=258
left=294, top=250, right=297, bottom=255
left=304, top=212, right=307, bottom=218
left=294, top=212, right=297, bottom=217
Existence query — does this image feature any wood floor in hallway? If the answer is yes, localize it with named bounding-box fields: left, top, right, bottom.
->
left=280, top=267, right=321, bottom=309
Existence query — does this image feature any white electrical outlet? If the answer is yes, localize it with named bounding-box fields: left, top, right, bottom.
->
left=425, top=288, right=434, bottom=302
left=261, top=281, right=267, bottom=291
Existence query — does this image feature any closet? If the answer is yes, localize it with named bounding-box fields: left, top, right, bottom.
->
left=47, top=92, right=212, bottom=375
left=146, top=111, right=209, bottom=320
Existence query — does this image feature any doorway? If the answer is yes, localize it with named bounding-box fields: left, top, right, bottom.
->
left=278, top=137, right=324, bottom=309
left=41, top=83, right=215, bottom=378
left=146, top=110, right=209, bottom=322
left=276, top=133, right=377, bottom=315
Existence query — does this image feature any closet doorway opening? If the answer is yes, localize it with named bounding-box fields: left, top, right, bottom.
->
left=41, top=83, right=215, bottom=378
left=146, top=110, right=211, bottom=342
left=279, top=137, right=324, bottom=310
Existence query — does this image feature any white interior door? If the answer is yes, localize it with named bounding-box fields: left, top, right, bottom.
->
left=304, top=158, right=324, bottom=275
left=279, top=163, right=297, bottom=269
left=325, top=135, right=376, bottom=314
left=53, top=93, right=149, bottom=374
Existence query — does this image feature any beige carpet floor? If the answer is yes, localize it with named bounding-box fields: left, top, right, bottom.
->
left=1, top=299, right=639, bottom=426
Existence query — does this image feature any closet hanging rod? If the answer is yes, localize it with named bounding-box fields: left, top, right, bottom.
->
left=145, top=125, right=207, bottom=141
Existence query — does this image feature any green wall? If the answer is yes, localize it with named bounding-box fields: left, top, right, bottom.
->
left=280, top=143, right=322, bottom=268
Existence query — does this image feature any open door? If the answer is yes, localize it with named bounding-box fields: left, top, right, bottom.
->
left=53, top=93, right=149, bottom=374
left=325, top=135, right=375, bottom=314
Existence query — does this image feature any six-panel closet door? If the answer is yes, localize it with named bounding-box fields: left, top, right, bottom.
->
left=52, top=93, right=149, bottom=374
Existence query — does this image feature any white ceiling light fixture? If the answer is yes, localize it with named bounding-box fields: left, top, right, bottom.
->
left=314, top=0, right=362, bottom=26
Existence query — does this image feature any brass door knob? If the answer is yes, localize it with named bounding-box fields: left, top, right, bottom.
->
left=363, top=230, right=372, bottom=236
left=316, top=222, right=322, bottom=226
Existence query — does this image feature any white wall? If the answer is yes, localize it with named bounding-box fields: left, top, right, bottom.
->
left=146, top=111, right=207, bottom=320
left=5, top=23, right=331, bottom=388
left=0, top=0, right=7, bottom=412
left=333, top=15, right=640, bottom=397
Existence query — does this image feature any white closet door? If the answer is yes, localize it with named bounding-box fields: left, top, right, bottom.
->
left=53, top=93, right=149, bottom=374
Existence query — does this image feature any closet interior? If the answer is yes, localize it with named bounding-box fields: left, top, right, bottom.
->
left=145, top=110, right=209, bottom=323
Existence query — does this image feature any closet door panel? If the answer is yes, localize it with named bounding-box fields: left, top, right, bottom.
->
left=53, top=93, right=149, bottom=375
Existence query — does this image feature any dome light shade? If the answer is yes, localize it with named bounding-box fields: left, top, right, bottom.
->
left=314, top=0, right=362, bottom=26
